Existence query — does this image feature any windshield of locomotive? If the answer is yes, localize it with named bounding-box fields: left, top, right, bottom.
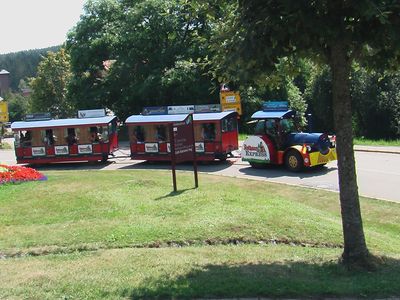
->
left=280, top=118, right=296, bottom=133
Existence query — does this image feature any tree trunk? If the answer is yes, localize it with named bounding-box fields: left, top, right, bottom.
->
left=329, top=41, right=371, bottom=268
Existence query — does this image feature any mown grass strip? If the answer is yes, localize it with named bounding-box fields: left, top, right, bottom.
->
left=0, top=236, right=343, bottom=259
left=1, top=245, right=399, bottom=299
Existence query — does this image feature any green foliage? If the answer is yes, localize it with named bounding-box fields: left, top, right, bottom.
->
left=304, top=66, right=334, bottom=133
left=67, top=0, right=219, bottom=120
left=204, top=0, right=400, bottom=267
left=352, top=68, right=400, bottom=139
left=4, top=92, right=31, bottom=122
left=305, top=65, right=400, bottom=138
left=29, top=49, right=75, bottom=118
left=0, top=46, right=60, bottom=90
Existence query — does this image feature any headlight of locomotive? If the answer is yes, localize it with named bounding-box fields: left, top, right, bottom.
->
left=329, top=135, right=336, bottom=147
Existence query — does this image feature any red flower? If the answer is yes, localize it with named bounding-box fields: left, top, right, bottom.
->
left=0, top=164, right=47, bottom=184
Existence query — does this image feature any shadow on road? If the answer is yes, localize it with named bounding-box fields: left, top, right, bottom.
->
left=239, top=164, right=337, bottom=179
left=119, top=159, right=236, bottom=172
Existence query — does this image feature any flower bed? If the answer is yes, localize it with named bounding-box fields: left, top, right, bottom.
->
left=0, top=164, right=47, bottom=184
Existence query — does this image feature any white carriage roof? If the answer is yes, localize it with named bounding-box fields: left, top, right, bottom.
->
left=251, top=110, right=295, bottom=119
left=193, top=111, right=236, bottom=121
left=125, top=114, right=189, bottom=124
left=11, top=116, right=117, bottom=130
left=125, top=111, right=236, bottom=124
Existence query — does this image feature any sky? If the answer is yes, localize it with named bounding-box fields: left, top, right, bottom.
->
left=0, top=0, right=86, bottom=54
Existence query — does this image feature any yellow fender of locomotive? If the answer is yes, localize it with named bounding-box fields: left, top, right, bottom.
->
left=309, top=148, right=337, bottom=166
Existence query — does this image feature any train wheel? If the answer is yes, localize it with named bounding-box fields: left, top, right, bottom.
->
left=285, top=150, right=303, bottom=172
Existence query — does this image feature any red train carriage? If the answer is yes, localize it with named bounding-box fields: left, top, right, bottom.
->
left=126, top=111, right=238, bottom=161
left=11, top=115, right=118, bottom=164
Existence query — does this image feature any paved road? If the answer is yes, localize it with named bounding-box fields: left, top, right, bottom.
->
left=1, top=140, right=400, bottom=202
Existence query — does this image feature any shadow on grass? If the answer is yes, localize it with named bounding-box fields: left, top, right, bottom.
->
left=155, top=187, right=197, bottom=200
left=30, top=160, right=114, bottom=171
left=127, top=258, right=400, bottom=299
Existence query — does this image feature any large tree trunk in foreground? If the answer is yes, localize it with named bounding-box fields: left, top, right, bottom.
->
left=330, top=41, right=371, bottom=268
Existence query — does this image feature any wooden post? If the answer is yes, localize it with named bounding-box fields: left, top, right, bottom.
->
left=169, top=124, right=177, bottom=192
left=191, top=117, right=198, bottom=188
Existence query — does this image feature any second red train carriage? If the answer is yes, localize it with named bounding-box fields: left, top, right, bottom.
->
left=125, top=110, right=238, bottom=161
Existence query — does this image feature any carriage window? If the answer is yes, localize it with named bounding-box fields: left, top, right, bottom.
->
left=130, top=126, right=145, bottom=143
left=202, top=123, right=216, bottom=141
left=19, top=130, right=32, bottom=147
left=280, top=119, right=295, bottom=133
left=265, top=120, right=277, bottom=136
left=222, top=116, right=237, bottom=132
left=40, top=129, right=56, bottom=146
left=65, top=128, right=78, bottom=145
left=77, top=127, right=91, bottom=144
left=52, top=128, right=64, bottom=145
left=100, top=126, right=109, bottom=142
left=31, top=130, right=43, bottom=147
left=156, top=125, right=167, bottom=142
left=89, top=127, right=101, bottom=143
left=254, top=120, right=265, bottom=135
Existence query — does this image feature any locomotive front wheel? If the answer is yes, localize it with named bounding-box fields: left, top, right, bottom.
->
left=285, top=150, right=303, bottom=172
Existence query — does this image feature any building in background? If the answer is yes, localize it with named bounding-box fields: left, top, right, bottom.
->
left=0, top=69, right=10, bottom=96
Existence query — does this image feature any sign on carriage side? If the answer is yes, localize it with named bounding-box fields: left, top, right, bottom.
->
left=78, top=109, right=106, bottom=118
left=241, top=136, right=271, bottom=163
left=168, top=105, right=195, bottom=115
left=78, top=144, right=93, bottom=154
left=145, top=143, right=159, bottom=153
left=25, top=113, right=51, bottom=121
left=55, top=146, right=69, bottom=155
left=32, top=147, right=46, bottom=156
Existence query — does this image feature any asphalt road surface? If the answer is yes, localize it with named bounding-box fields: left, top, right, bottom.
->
left=1, top=143, right=400, bottom=202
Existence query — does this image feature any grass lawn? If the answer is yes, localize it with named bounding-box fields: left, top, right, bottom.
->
left=1, top=170, right=399, bottom=299
left=354, top=138, right=400, bottom=146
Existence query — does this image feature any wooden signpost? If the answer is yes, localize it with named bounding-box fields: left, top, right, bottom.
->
left=169, top=114, right=198, bottom=192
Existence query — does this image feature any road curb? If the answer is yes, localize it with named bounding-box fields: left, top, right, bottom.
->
left=354, top=148, right=400, bottom=155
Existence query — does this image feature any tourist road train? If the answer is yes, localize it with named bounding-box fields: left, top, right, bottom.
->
left=10, top=102, right=337, bottom=171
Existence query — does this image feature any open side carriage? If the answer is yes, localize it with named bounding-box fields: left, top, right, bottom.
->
left=11, top=113, right=118, bottom=164
left=126, top=110, right=238, bottom=161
